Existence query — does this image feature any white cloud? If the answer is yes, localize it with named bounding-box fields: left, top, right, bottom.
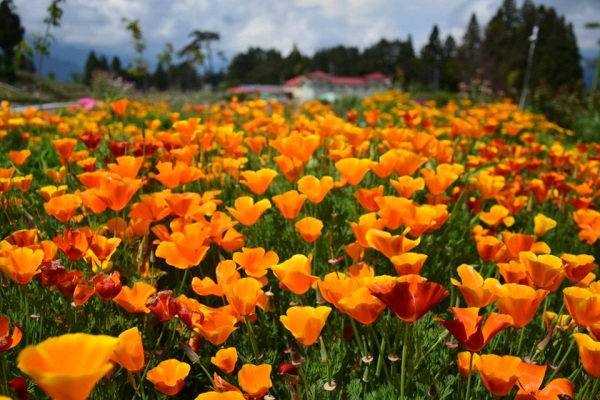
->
left=12, top=0, right=598, bottom=63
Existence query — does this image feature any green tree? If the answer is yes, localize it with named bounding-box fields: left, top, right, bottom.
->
left=156, top=42, right=174, bottom=88
left=121, top=17, right=147, bottom=89
left=32, top=0, right=66, bottom=79
left=282, top=44, right=310, bottom=80
left=456, top=13, right=482, bottom=83
left=179, top=30, right=220, bottom=86
left=0, top=0, right=25, bottom=81
left=312, top=45, right=361, bottom=76
left=110, top=55, right=122, bottom=76
left=420, top=25, right=443, bottom=89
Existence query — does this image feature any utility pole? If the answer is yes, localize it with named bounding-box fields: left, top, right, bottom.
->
left=519, top=25, right=538, bottom=111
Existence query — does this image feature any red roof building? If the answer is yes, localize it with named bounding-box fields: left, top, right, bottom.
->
left=284, top=71, right=391, bottom=102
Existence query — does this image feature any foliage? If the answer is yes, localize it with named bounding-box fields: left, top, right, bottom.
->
left=0, top=91, right=598, bottom=400
left=0, top=0, right=24, bottom=81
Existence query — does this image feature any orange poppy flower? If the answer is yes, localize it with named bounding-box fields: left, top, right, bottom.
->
left=146, top=359, right=191, bottom=396
left=8, top=149, right=30, bottom=166
left=111, top=327, right=145, bottom=373
left=354, top=186, right=384, bottom=212
left=390, top=252, right=428, bottom=276
left=369, top=274, right=449, bottom=324
left=223, top=277, right=266, bottom=316
left=107, top=156, right=144, bottom=179
left=280, top=306, right=332, bottom=345
left=244, top=136, right=267, bottom=154
left=37, top=185, right=68, bottom=201
left=109, top=98, right=129, bottom=116
left=435, top=307, right=513, bottom=353
left=195, top=391, right=245, bottom=400
left=390, top=176, right=425, bottom=198
left=233, top=247, right=279, bottom=278
left=272, top=190, right=307, bottom=220
left=44, top=194, right=82, bottom=223
left=295, top=217, right=323, bottom=243
left=348, top=212, right=388, bottom=248
left=17, top=333, right=119, bottom=400
left=561, top=254, right=597, bottom=284
left=457, top=351, right=480, bottom=377
left=563, top=284, right=600, bottom=327
left=85, top=235, right=121, bottom=273
left=226, top=196, right=271, bottom=226
left=450, top=264, right=499, bottom=308
left=520, top=251, right=565, bottom=291
left=365, top=228, right=420, bottom=259
left=150, top=161, right=203, bottom=189
left=297, top=175, right=334, bottom=204
left=337, top=287, right=386, bottom=325
left=270, top=133, right=320, bottom=163
left=573, top=333, right=600, bottom=378
left=473, top=171, right=505, bottom=199
left=420, top=166, right=459, bottom=196
left=164, top=192, right=217, bottom=219
left=533, top=213, right=557, bottom=237
left=129, top=192, right=172, bottom=222
left=271, top=254, right=319, bottom=295
left=45, top=166, right=67, bottom=183
left=477, top=354, right=522, bottom=397
left=474, top=235, right=506, bottom=263
left=211, top=347, right=238, bottom=374
left=155, top=222, right=211, bottom=269
left=113, top=281, right=157, bottom=314
left=496, top=260, right=531, bottom=285
left=370, top=150, right=398, bottom=179
left=515, top=362, right=574, bottom=399
left=52, top=138, right=78, bottom=165
left=0, top=246, right=44, bottom=285
left=501, top=232, right=550, bottom=259
left=93, top=176, right=144, bottom=212
left=544, top=311, right=576, bottom=334
left=240, top=168, right=278, bottom=195
left=0, top=316, right=22, bottom=352
left=238, top=363, right=273, bottom=398
left=479, top=205, right=514, bottom=228
left=195, top=309, right=238, bottom=346
left=335, top=158, right=372, bottom=186
left=393, top=149, right=427, bottom=176
left=318, top=271, right=361, bottom=310
left=273, top=154, right=304, bottom=181
left=491, top=283, right=549, bottom=328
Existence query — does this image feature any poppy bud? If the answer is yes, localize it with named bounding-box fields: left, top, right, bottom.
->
left=56, top=270, right=83, bottom=298
left=146, top=290, right=180, bottom=322
left=92, top=272, right=122, bottom=301
left=36, top=261, right=66, bottom=287
left=177, top=304, right=204, bottom=329
left=8, top=376, right=29, bottom=400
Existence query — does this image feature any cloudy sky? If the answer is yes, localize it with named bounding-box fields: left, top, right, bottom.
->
left=13, top=0, right=600, bottom=66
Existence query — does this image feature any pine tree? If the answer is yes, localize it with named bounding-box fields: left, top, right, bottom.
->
left=457, top=14, right=482, bottom=82
left=0, top=0, right=24, bottom=81
left=420, top=25, right=444, bottom=89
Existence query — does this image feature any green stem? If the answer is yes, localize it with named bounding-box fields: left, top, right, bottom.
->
left=591, top=378, right=600, bottom=399
left=368, top=325, right=392, bottom=384
left=464, top=352, right=474, bottom=400
left=515, top=327, right=525, bottom=356
left=244, top=317, right=260, bottom=362
left=350, top=318, right=367, bottom=357
left=401, top=323, right=410, bottom=400
left=548, top=338, right=576, bottom=381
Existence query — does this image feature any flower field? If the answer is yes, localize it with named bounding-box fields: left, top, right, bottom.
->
left=0, top=91, right=599, bottom=399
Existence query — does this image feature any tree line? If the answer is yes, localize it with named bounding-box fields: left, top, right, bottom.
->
left=0, top=0, right=587, bottom=97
